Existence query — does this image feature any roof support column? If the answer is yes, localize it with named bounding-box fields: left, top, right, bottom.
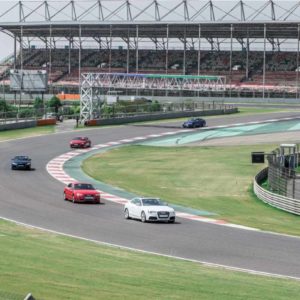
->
left=297, top=24, right=300, bottom=99
left=19, top=25, right=23, bottom=111
left=79, top=24, right=82, bottom=94
left=183, top=26, right=186, bottom=75
left=136, top=25, right=139, bottom=73
left=13, top=34, right=17, bottom=69
left=246, top=29, right=249, bottom=79
left=49, top=25, right=52, bottom=88
left=126, top=29, right=130, bottom=73
left=68, top=38, right=71, bottom=74
left=109, top=25, right=112, bottom=73
left=229, top=24, right=233, bottom=97
left=166, top=24, right=169, bottom=74
left=263, top=23, right=266, bottom=99
left=197, top=24, right=201, bottom=76
left=20, top=25, right=23, bottom=71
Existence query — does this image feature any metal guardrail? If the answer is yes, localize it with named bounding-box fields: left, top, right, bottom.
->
left=254, top=167, right=300, bottom=215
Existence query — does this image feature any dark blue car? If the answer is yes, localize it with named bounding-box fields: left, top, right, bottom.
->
left=182, top=118, right=206, bottom=128
left=11, top=156, right=32, bottom=170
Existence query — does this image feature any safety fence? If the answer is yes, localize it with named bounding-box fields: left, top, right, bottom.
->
left=254, top=168, right=300, bottom=215
left=254, top=151, right=300, bottom=215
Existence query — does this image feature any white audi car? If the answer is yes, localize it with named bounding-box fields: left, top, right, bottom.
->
left=124, top=197, right=176, bottom=223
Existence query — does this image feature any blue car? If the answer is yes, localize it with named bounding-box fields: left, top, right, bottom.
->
left=182, top=118, right=206, bottom=128
left=11, top=156, right=32, bottom=170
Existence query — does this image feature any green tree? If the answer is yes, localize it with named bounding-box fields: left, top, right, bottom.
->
left=150, top=100, right=161, bottom=112
left=0, top=99, right=12, bottom=112
left=47, top=96, right=62, bottom=113
left=33, top=97, right=44, bottom=110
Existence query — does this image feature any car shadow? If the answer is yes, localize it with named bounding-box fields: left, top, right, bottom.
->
left=125, top=219, right=180, bottom=225
left=72, top=202, right=105, bottom=205
left=11, top=167, right=36, bottom=171
left=147, top=221, right=181, bottom=225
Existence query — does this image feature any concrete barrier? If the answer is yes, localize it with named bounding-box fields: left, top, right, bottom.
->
left=0, top=120, right=37, bottom=131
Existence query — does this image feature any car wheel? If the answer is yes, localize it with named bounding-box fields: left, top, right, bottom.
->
left=124, top=208, right=130, bottom=219
left=63, top=193, right=67, bottom=201
left=168, top=219, right=175, bottom=223
left=141, top=211, right=147, bottom=223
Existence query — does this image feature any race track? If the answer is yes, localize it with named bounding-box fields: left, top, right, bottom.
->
left=2, top=111, right=300, bottom=279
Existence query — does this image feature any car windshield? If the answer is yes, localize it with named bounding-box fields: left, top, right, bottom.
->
left=141, top=198, right=163, bottom=206
left=14, top=156, right=29, bottom=160
left=74, top=183, right=95, bottom=190
left=73, top=137, right=84, bottom=140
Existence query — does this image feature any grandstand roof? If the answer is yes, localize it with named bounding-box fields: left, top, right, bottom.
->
left=0, top=1, right=300, bottom=39
left=0, top=21, right=299, bottom=39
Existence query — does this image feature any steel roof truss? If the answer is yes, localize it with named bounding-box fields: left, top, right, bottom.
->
left=132, top=0, right=155, bottom=21
left=217, top=1, right=241, bottom=21
left=279, top=2, right=300, bottom=21
left=160, top=0, right=185, bottom=21
left=21, top=1, right=45, bottom=22
left=104, top=1, right=126, bottom=21
left=190, top=1, right=211, bottom=21
left=48, top=2, right=72, bottom=21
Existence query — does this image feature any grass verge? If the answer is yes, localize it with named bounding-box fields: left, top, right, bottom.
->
left=82, top=144, right=300, bottom=236
left=0, top=219, right=300, bottom=299
left=0, top=126, right=55, bottom=141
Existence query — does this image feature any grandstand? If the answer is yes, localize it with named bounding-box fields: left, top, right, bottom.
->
left=0, top=0, right=300, bottom=98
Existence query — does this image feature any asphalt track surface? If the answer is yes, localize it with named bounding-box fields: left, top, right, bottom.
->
left=2, top=111, right=300, bottom=279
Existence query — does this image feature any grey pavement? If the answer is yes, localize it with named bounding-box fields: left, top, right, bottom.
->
left=55, top=118, right=77, bottom=133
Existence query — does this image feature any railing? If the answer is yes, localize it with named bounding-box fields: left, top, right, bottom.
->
left=254, top=168, right=300, bottom=215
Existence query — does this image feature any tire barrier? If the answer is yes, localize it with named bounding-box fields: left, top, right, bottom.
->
left=37, top=118, right=57, bottom=126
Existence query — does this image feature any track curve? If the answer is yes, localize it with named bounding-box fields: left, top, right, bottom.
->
left=2, top=111, right=300, bottom=279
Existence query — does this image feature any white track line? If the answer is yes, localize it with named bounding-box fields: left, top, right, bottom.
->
left=0, top=215, right=298, bottom=281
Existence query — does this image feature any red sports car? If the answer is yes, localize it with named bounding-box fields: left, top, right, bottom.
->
left=64, top=182, right=101, bottom=204
left=70, top=137, right=91, bottom=148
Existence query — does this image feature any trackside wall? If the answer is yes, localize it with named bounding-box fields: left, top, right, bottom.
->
left=0, top=120, right=37, bottom=131
left=87, top=108, right=238, bottom=126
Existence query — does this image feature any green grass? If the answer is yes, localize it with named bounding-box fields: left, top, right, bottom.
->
left=236, top=107, right=300, bottom=115
left=0, top=126, right=55, bottom=141
left=82, top=144, right=300, bottom=236
left=0, top=219, right=300, bottom=300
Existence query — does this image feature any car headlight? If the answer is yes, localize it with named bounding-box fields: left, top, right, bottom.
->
left=148, top=210, right=157, bottom=214
left=12, top=162, right=17, bottom=165
left=26, top=162, right=30, bottom=165
left=76, top=193, right=83, bottom=197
